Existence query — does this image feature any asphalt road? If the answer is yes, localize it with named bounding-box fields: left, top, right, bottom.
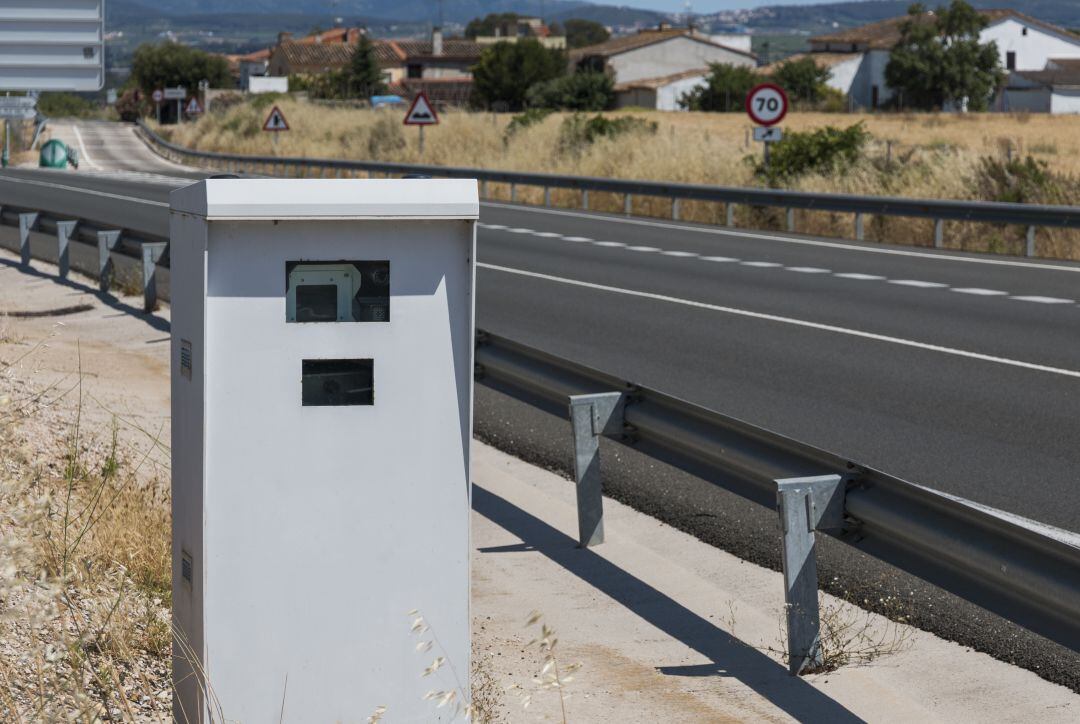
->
left=5, top=122, right=1080, bottom=690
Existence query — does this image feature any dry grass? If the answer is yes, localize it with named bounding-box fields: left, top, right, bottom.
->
left=0, top=351, right=172, bottom=721
left=158, top=99, right=1080, bottom=259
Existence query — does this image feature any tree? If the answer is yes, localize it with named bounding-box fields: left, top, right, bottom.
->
left=679, top=63, right=757, bottom=112
left=131, top=42, right=230, bottom=98
left=885, top=1, right=1004, bottom=111
left=526, top=71, right=613, bottom=111
left=563, top=18, right=610, bottom=49
left=471, top=40, right=566, bottom=111
left=465, top=13, right=520, bottom=39
left=346, top=35, right=387, bottom=98
left=770, top=57, right=832, bottom=105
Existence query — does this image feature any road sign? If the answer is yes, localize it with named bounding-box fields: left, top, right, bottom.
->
left=185, top=97, right=204, bottom=116
left=263, top=105, right=290, bottom=132
left=152, top=89, right=164, bottom=103
left=0, top=96, right=37, bottom=119
left=164, top=87, right=187, bottom=100
left=403, top=92, right=439, bottom=126
left=0, top=1, right=104, bottom=91
left=753, top=126, right=783, bottom=143
left=746, top=83, right=789, bottom=127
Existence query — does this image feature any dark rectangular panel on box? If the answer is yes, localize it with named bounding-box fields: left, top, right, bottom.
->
left=302, top=359, right=374, bottom=406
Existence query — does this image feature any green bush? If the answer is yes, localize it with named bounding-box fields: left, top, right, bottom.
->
left=471, top=39, right=566, bottom=111
left=753, top=123, right=870, bottom=185
left=526, top=72, right=613, bottom=111
left=249, top=92, right=286, bottom=111
left=505, top=107, right=552, bottom=137
left=558, top=113, right=657, bottom=155
left=37, top=93, right=99, bottom=118
left=680, top=63, right=757, bottom=112
left=974, top=156, right=1070, bottom=204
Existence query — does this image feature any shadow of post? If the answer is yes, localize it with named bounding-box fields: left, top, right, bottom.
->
left=473, top=484, right=865, bottom=723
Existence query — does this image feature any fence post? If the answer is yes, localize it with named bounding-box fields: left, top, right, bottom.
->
left=97, top=230, right=122, bottom=292
left=18, top=211, right=38, bottom=266
left=671, top=198, right=680, bottom=221
left=934, top=219, right=944, bottom=249
left=725, top=203, right=736, bottom=228
left=854, top=213, right=864, bottom=241
left=568, top=392, right=625, bottom=548
left=582, top=189, right=589, bottom=211
left=624, top=193, right=632, bottom=217
left=776, top=474, right=845, bottom=676
left=141, top=242, right=168, bottom=313
left=1026, top=226, right=1036, bottom=257
left=56, top=220, right=78, bottom=280
left=544, top=187, right=551, bottom=207
left=786, top=208, right=795, bottom=232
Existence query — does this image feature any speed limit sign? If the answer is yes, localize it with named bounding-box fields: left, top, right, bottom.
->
left=746, top=83, right=789, bottom=127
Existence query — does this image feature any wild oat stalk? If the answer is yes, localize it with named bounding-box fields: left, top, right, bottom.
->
left=507, top=611, right=582, bottom=723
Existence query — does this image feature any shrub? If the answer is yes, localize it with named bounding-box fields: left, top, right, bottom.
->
left=471, top=39, right=566, bottom=111
left=769, top=57, right=832, bottom=106
left=526, top=71, right=613, bottom=111
left=753, top=123, right=870, bottom=185
left=505, top=107, right=552, bottom=138
left=367, top=113, right=406, bottom=159
left=37, top=92, right=99, bottom=118
left=974, top=156, right=1069, bottom=204
left=680, top=63, right=757, bottom=112
left=558, top=113, right=657, bottom=155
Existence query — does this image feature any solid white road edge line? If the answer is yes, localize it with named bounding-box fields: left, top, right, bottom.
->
left=71, top=125, right=101, bottom=171
left=478, top=262, right=1080, bottom=380
left=0, top=176, right=169, bottom=206
left=480, top=201, right=1080, bottom=274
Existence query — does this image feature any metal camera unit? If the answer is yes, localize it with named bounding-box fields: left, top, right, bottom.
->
left=169, top=178, right=477, bottom=721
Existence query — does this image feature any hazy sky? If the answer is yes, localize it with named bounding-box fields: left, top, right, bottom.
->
left=587, top=0, right=848, bottom=11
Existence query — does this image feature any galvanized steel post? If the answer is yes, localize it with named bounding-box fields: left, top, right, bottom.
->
left=510, top=183, right=517, bottom=203
left=141, top=242, right=168, bottom=313
left=725, top=203, right=735, bottom=228
left=776, top=474, right=845, bottom=675
left=624, top=193, right=632, bottom=216
left=672, top=198, right=680, bottom=221
left=56, top=220, right=78, bottom=280
left=1026, top=226, right=1036, bottom=257
left=568, top=392, right=625, bottom=548
left=786, top=208, right=795, bottom=232
left=544, top=187, right=551, bottom=207
left=934, top=219, right=944, bottom=249
left=582, top=189, right=589, bottom=210
left=855, top=213, right=864, bottom=241
left=97, top=230, right=122, bottom=292
left=18, top=211, right=38, bottom=266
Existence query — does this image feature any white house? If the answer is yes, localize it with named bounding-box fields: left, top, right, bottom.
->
left=806, top=9, right=1080, bottom=110
left=571, top=25, right=756, bottom=110
left=1000, top=59, right=1080, bottom=114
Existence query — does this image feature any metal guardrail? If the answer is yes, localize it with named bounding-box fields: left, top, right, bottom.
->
left=474, top=331, right=1080, bottom=670
left=135, top=119, right=1080, bottom=258
left=4, top=159, right=1079, bottom=674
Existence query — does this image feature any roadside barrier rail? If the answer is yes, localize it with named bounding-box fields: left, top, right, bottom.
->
left=135, top=120, right=1080, bottom=258
left=4, top=164, right=1079, bottom=676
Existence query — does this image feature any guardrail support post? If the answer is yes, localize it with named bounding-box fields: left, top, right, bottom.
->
left=544, top=187, right=551, bottom=207
left=934, top=219, right=944, bottom=249
left=18, top=212, right=38, bottom=267
left=510, top=183, right=517, bottom=203
left=582, top=189, right=589, bottom=211
left=776, top=474, right=845, bottom=676
left=1026, top=226, right=1036, bottom=257
left=568, top=392, right=625, bottom=548
left=141, top=242, right=168, bottom=313
left=854, top=213, right=864, bottom=241
left=786, top=208, right=795, bottom=232
left=97, top=230, right=122, bottom=293
left=671, top=198, right=680, bottom=221
left=725, top=204, right=735, bottom=228
left=56, top=220, right=78, bottom=280
left=480, top=180, right=488, bottom=199
left=624, top=193, right=632, bottom=217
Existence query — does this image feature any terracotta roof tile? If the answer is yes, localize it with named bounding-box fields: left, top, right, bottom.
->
left=613, top=67, right=709, bottom=91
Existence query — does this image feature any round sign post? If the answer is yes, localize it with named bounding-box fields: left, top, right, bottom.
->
left=746, top=83, right=789, bottom=172
left=152, top=89, right=164, bottom=124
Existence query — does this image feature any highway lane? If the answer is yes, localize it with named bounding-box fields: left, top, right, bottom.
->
left=45, top=119, right=195, bottom=176
left=4, top=158, right=1080, bottom=687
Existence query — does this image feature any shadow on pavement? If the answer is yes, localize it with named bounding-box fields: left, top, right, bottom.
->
left=473, top=484, right=865, bottom=723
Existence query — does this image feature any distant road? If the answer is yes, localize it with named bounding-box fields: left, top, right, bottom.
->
left=42, top=119, right=196, bottom=176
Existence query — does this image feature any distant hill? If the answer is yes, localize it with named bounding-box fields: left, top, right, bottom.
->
left=701, top=0, right=1080, bottom=35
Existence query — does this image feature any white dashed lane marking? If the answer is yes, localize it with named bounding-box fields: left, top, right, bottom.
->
left=1011, top=296, right=1074, bottom=304
left=889, top=280, right=949, bottom=288
left=952, top=288, right=1009, bottom=296
left=478, top=223, right=1076, bottom=307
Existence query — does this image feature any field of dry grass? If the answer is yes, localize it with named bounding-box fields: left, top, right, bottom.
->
left=157, top=98, right=1080, bottom=260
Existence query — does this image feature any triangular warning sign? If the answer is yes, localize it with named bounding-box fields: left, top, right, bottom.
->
left=263, top=105, right=290, bottom=132
left=403, top=92, right=439, bottom=126
left=185, top=97, right=203, bottom=115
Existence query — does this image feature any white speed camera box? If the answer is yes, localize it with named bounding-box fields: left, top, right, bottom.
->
left=169, top=179, right=477, bottom=722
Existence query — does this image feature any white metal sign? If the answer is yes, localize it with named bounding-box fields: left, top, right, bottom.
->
left=0, top=96, right=36, bottom=119
left=745, top=83, right=789, bottom=127
left=185, top=97, right=203, bottom=115
left=152, top=89, right=164, bottom=103
left=753, top=126, right=783, bottom=143
left=262, top=105, right=289, bottom=132
left=0, top=1, right=105, bottom=91
left=403, top=92, right=438, bottom=126
left=164, top=87, right=187, bottom=100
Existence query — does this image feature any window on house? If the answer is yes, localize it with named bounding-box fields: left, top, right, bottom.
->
left=1022, top=27, right=1028, bottom=36
left=407, top=64, right=422, bottom=79
left=1007, top=51, right=1016, bottom=70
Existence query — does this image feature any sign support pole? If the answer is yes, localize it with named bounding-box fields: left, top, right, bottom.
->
left=418, top=125, right=424, bottom=157
left=764, top=141, right=770, bottom=173
left=2, top=121, right=8, bottom=168
left=156, top=102, right=161, bottom=124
